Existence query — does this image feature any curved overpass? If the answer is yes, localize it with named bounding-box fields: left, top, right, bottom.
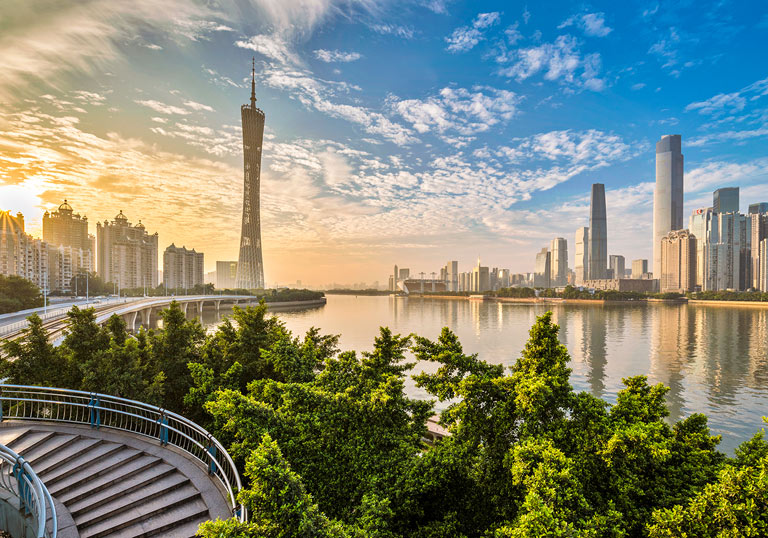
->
left=0, top=295, right=262, bottom=344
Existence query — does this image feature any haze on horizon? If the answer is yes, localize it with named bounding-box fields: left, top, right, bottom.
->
left=1, top=0, right=767, bottom=286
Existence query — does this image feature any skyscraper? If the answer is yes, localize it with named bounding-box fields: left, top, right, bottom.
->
left=216, top=261, right=238, bottom=289
left=713, top=187, right=739, bottom=214
left=609, top=255, right=625, bottom=279
left=574, top=226, right=589, bottom=285
left=631, top=259, right=649, bottom=279
left=748, top=202, right=768, bottom=214
left=653, top=134, right=684, bottom=278
left=235, top=60, right=266, bottom=290
left=550, top=237, right=568, bottom=286
left=534, top=248, right=551, bottom=288
left=587, top=184, right=607, bottom=280
left=660, top=229, right=696, bottom=293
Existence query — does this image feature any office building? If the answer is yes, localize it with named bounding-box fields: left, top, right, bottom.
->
left=582, top=278, right=655, bottom=293
left=534, top=248, right=551, bottom=288
left=759, top=239, right=768, bottom=291
left=235, top=62, right=266, bottom=289
left=660, top=230, right=696, bottom=293
left=748, top=202, right=768, bottom=214
left=713, top=187, right=739, bottom=214
left=706, top=212, right=742, bottom=291
left=689, top=208, right=714, bottom=290
left=631, top=259, right=649, bottom=279
left=653, top=134, right=684, bottom=278
left=216, top=261, right=238, bottom=289
left=751, top=215, right=768, bottom=289
left=443, top=260, right=458, bottom=291
left=163, top=244, right=204, bottom=290
left=96, top=211, right=158, bottom=290
left=399, top=268, right=410, bottom=280
left=471, top=259, right=490, bottom=292
left=609, top=255, right=625, bottom=281
left=588, top=184, right=607, bottom=280
left=574, top=226, right=589, bottom=285
left=550, top=237, right=568, bottom=287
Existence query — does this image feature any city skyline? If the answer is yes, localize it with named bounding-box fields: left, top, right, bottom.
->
left=2, top=1, right=768, bottom=285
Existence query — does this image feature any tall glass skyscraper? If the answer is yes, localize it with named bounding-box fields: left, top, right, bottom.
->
left=713, top=187, right=739, bottom=214
left=587, top=184, right=607, bottom=280
left=235, top=60, right=266, bottom=289
left=653, top=135, right=684, bottom=279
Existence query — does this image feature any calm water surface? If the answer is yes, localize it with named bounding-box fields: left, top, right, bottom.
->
left=204, top=295, right=768, bottom=454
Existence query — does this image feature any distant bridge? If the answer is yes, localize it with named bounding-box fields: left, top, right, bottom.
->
left=0, top=295, right=263, bottom=343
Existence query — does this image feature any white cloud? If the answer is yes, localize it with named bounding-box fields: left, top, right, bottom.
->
left=686, top=92, right=746, bottom=116
left=497, top=35, right=605, bottom=91
left=497, top=129, right=633, bottom=167
left=135, top=99, right=190, bottom=115
left=313, top=49, right=362, bottom=63
left=370, top=24, right=415, bottom=39
left=183, top=100, right=214, bottom=112
left=685, top=159, right=768, bottom=193
left=235, top=34, right=299, bottom=66
left=689, top=127, right=768, bottom=147
left=390, top=86, right=521, bottom=135
left=445, top=11, right=501, bottom=53
left=559, top=12, right=612, bottom=37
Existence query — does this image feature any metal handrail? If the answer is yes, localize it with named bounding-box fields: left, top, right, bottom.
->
left=0, top=443, right=57, bottom=537
left=0, top=385, right=246, bottom=522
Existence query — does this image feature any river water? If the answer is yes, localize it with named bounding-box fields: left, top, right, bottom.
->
left=202, top=295, right=768, bottom=454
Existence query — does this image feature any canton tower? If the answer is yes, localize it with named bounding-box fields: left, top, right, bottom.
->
left=235, top=59, right=266, bottom=289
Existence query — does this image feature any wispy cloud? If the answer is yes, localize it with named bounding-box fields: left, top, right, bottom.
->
left=445, top=11, right=501, bottom=53
left=235, top=34, right=300, bottom=65
left=135, top=99, right=191, bottom=115
left=497, top=35, right=606, bottom=91
left=558, top=12, right=613, bottom=37
left=370, top=24, right=415, bottom=39
left=313, top=49, right=362, bottom=63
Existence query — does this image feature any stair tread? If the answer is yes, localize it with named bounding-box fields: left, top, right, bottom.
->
left=34, top=437, right=103, bottom=474
left=20, top=433, right=79, bottom=463
left=49, top=449, right=149, bottom=497
left=0, top=427, right=31, bottom=446
left=69, top=467, right=186, bottom=516
left=5, top=430, right=56, bottom=454
left=79, top=492, right=207, bottom=538
left=76, top=482, right=199, bottom=527
left=42, top=441, right=126, bottom=484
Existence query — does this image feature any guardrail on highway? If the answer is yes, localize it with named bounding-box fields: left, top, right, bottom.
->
left=0, top=385, right=245, bottom=522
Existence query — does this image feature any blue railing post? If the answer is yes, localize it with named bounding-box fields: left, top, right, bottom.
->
left=207, top=442, right=217, bottom=475
left=0, top=387, right=4, bottom=423
left=13, top=459, right=29, bottom=515
left=157, top=412, right=169, bottom=445
left=88, top=395, right=101, bottom=428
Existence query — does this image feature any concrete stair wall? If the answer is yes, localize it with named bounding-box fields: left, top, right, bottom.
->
left=0, top=423, right=232, bottom=538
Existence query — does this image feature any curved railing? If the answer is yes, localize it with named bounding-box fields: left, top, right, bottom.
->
left=0, top=385, right=245, bottom=522
left=0, top=443, right=56, bottom=538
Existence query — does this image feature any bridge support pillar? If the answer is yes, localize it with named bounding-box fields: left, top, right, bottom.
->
left=125, top=311, right=138, bottom=332
left=139, top=308, right=151, bottom=329
left=181, top=302, right=189, bottom=315
left=215, top=300, right=222, bottom=312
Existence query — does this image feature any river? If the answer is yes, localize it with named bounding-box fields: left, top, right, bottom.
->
left=200, top=294, right=768, bottom=454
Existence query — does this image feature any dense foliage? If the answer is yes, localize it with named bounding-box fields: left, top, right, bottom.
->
left=689, top=290, right=768, bottom=302
left=3, top=303, right=767, bottom=537
left=0, top=275, right=43, bottom=314
left=495, top=287, right=537, bottom=298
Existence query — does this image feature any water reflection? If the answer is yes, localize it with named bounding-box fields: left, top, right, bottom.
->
left=196, top=295, right=768, bottom=454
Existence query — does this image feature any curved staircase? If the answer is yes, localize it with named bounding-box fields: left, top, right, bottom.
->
left=0, top=423, right=233, bottom=538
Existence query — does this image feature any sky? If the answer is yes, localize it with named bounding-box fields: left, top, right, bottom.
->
left=1, top=0, right=767, bottom=286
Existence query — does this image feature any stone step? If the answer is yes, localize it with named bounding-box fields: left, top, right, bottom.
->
left=68, top=466, right=184, bottom=518
left=33, top=437, right=103, bottom=476
left=49, top=449, right=147, bottom=497
left=101, top=500, right=209, bottom=538
left=21, top=433, right=80, bottom=463
left=41, top=441, right=126, bottom=485
left=56, top=455, right=162, bottom=504
left=5, top=429, right=56, bottom=455
left=79, top=487, right=206, bottom=538
left=0, top=426, right=30, bottom=446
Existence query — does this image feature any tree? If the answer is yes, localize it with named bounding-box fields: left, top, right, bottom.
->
left=0, top=275, right=42, bottom=314
left=196, top=434, right=351, bottom=538
left=1, top=314, right=66, bottom=386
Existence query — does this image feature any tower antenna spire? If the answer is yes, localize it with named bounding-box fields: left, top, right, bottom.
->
left=250, top=57, right=257, bottom=108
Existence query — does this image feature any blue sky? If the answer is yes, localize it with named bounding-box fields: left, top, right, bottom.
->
left=1, top=0, right=767, bottom=285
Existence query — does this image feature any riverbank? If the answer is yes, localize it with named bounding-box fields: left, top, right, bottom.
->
left=263, top=298, right=327, bottom=311
left=403, top=294, right=684, bottom=305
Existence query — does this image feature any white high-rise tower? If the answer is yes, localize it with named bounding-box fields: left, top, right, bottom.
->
left=653, top=135, right=684, bottom=279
